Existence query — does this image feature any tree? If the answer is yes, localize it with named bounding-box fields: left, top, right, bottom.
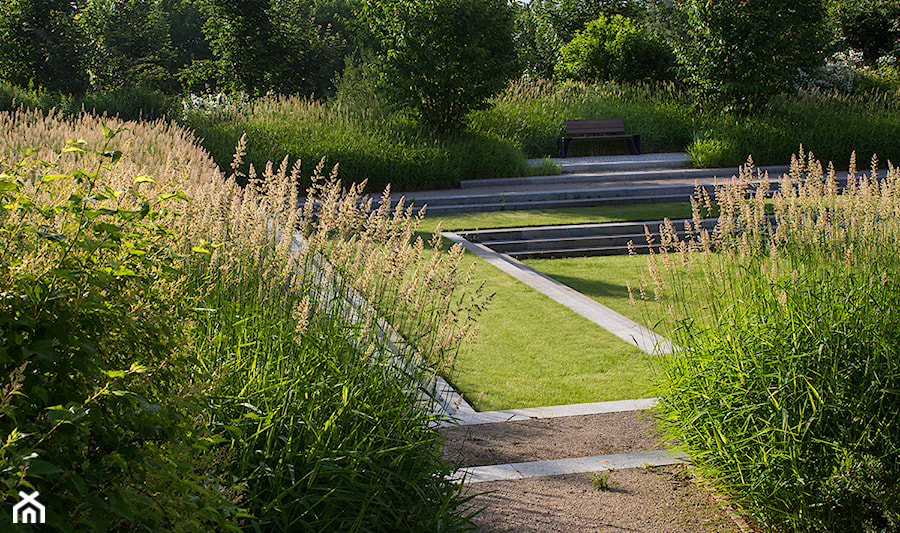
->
left=365, top=0, right=518, bottom=131
left=659, top=0, right=828, bottom=112
left=513, top=1, right=563, bottom=80
left=554, top=14, right=675, bottom=84
left=80, top=0, right=178, bottom=92
left=829, top=0, right=900, bottom=65
left=535, top=0, right=645, bottom=42
left=0, top=0, right=88, bottom=93
left=200, top=0, right=357, bottom=96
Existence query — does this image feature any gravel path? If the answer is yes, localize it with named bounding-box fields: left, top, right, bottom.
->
left=440, top=411, right=749, bottom=532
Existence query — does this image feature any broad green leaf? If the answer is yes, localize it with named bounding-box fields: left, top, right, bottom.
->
left=160, top=190, right=190, bottom=202
left=128, top=363, right=148, bottom=374
left=133, top=175, right=156, bottom=185
left=112, top=266, right=137, bottom=277
left=35, top=231, right=66, bottom=242
left=0, top=179, right=19, bottom=191
left=100, top=123, right=115, bottom=139
left=94, top=222, right=123, bottom=235
left=61, top=145, right=85, bottom=155
left=24, top=459, right=63, bottom=476
left=40, top=173, right=68, bottom=184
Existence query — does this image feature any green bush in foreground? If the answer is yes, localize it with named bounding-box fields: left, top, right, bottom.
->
left=0, top=110, right=485, bottom=530
left=648, top=154, right=900, bottom=531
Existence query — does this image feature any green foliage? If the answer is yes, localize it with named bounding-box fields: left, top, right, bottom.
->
left=652, top=158, right=900, bottom=531
left=662, top=0, right=828, bottom=112
left=0, top=79, right=178, bottom=122
left=689, top=90, right=900, bottom=170
left=529, top=0, right=646, bottom=43
left=365, top=0, right=519, bottom=131
left=183, top=94, right=530, bottom=192
left=0, top=0, right=88, bottom=93
left=0, top=131, right=237, bottom=530
left=200, top=0, right=357, bottom=96
left=513, top=1, right=564, bottom=80
left=79, top=0, right=178, bottom=93
left=658, top=257, right=900, bottom=530
left=189, top=267, right=469, bottom=530
left=830, top=0, right=900, bottom=65
left=469, top=80, right=694, bottom=158
left=1, top=112, right=483, bottom=530
left=468, top=78, right=900, bottom=169
left=554, top=15, right=675, bottom=84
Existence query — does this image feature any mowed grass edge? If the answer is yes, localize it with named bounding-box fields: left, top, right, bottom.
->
left=419, top=203, right=692, bottom=411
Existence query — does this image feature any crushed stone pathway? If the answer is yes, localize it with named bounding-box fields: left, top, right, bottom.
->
left=439, top=400, right=749, bottom=532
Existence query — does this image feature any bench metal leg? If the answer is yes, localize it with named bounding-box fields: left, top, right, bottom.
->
left=627, top=135, right=641, bottom=155
left=557, top=138, right=571, bottom=158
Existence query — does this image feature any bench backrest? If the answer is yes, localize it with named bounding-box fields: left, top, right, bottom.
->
left=564, top=118, right=625, bottom=135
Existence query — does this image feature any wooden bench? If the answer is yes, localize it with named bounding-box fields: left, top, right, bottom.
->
left=557, top=119, right=641, bottom=158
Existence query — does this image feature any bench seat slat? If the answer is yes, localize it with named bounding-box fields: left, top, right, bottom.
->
left=557, top=118, right=640, bottom=157
left=564, top=119, right=625, bottom=135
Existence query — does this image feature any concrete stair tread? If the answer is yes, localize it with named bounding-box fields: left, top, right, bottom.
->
left=460, top=165, right=789, bottom=190
left=420, top=195, right=693, bottom=214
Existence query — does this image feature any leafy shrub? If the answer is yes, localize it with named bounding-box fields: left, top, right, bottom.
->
left=831, top=0, right=900, bottom=65
left=684, top=137, right=736, bottom=168
left=365, top=0, right=519, bottom=130
left=662, top=0, right=829, bottom=112
left=649, top=153, right=900, bottom=531
left=0, top=113, right=238, bottom=530
left=0, top=0, right=88, bottom=93
left=0, top=109, right=487, bottom=530
left=554, top=15, right=675, bottom=84
left=200, top=0, right=353, bottom=96
left=79, top=0, right=179, bottom=93
left=512, top=1, right=563, bottom=80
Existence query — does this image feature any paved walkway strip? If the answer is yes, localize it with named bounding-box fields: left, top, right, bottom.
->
left=453, top=450, right=688, bottom=483
left=442, top=231, right=672, bottom=355
left=443, top=398, right=658, bottom=427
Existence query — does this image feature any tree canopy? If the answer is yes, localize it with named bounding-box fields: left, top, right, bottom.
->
left=365, top=0, right=518, bottom=130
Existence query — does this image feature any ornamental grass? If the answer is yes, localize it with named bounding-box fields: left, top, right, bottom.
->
left=646, top=150, right=900, bottom=531
left=0, top=108, right=487, bottom=531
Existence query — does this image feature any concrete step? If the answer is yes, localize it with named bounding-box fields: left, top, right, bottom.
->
left=526, top=153, right=692, bottom=175
left=461, top=219, right=717, bottom=242
left=506, top=244, right=656, bottom=259
left=458, top=216, right=774, bottom=257
left=417, top=194, right=693, bottom=215
left=408, top=183, right=710, bottom=209
left=403, top=172, right=857, bottom=216
left=460, top=165, right=789, bottom=190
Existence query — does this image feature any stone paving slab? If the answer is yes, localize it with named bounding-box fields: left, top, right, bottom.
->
left=453, top=449, right=687, bottom=483
left=442, top=398, right=658, bottom=426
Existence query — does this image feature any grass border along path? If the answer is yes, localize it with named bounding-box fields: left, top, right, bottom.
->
left=419, top=204, right=690, bottom=412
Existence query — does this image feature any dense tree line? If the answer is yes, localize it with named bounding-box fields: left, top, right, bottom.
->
left=0, top=0, right=897, bottom=125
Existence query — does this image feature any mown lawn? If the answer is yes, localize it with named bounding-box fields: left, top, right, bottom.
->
left=422, top=204, right=691, bottom=410
left=447, top=250, right=656, bottom=411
